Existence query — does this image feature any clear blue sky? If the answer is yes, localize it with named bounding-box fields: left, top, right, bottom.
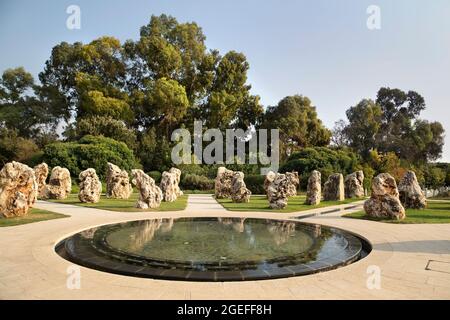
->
left=1, top=0, right=449, bottom=161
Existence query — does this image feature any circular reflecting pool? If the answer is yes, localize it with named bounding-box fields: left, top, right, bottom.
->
left=56, top=218, right=371, bottom=281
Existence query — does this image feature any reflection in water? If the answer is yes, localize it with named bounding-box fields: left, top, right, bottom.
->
left=217, top=217, right=246, bottom=233
left=80, top=227, right=98, bottom=239
left=266, top=221, right=296, bottom=245
left=312, top=224, right=322, bottom=238
left=103, top=218, right=332, bottom=263
left=129, top=218, right=174, bottom=251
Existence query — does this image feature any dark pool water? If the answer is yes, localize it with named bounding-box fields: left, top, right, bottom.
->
left=57, top=218, right=370, bottom=281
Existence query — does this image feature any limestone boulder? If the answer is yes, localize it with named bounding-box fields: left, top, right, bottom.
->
left=267, top=173, right=290, bottom=209
left=168, top=167, right=183, bottom=197
left=264, top=171, right=276, bottom=195
left=33, top=163, right=49, bottom=199
left=285, top=171, right=300, bottom=197
left=131, top=169, right=163, bottom=209
left=214, top=167, right=234, bottom=199
left=345, top=171, right=365, bottom=198
left=398, top=171, right=427, bottom=209
left=42, top=166, right=71, bottom=200
left=160, top=170, right=179, bottom=202
left=78, top=168, right=102, bottom=203
left=305, top=170, right=321, bottom=205
left=160, top=167, right=183, bottom=202
left=231, top=171, right=251, bottom=203
left=364, top=173, right=405, bottom=220
left=323, top=173, right=345, bottom=201
left=0, top=161, right=38, bottom=218
left=105, top=162, right=132, bottom=199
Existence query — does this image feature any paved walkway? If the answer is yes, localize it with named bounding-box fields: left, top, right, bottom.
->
left=0, top=194, right=449, bottom=299
left=185, top=194, right=226, bottom=213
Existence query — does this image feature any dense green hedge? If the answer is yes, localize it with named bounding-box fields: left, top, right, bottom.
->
left=42, top=135, right=140, bottom=179
left=280, top=147, right=359, bottom=189
left=244, top=174, right=266, bottom=194
left=147, top=171, right=162, bottom=183
left=181, top=173, right=214, bottom=190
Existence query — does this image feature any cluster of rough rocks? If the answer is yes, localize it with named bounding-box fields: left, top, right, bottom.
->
left=364, top=170, right=426, bottom=220
left=0, top=159, right=185, bottom=218
left=264, top=171, right=299, bottom=209
left=305, top=170, right=365, bottom=206
left=215, top=167, right=251, bottom=203
left=1, top=157, right=428, bottom=221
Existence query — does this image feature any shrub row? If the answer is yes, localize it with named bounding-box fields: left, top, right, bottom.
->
left=244, top=175, right=266, bottom=194
left=180, top=173, right=214, bottom=191
left=42, top=135, right=140, bottom=180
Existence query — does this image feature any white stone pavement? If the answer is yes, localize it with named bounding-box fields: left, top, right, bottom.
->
left=0, top=194, right=449, bottom=300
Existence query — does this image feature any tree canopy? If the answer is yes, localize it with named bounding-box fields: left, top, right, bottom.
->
left=260, top=95, right=331, bottom=159
left=337, top=88, right=445, bottom=164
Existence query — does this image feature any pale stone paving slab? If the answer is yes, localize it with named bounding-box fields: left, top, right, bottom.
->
left=185, top=194, right=227, bottom=213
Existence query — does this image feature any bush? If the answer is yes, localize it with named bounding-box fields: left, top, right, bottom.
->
left=0, top=128, right=41, bottom=166
left=43, top=135, right=140, bottom=179
left=25, top=151, right=45, bottom=167
left=147, top=171, right=162, bottom=183
left=244, top=174, right=266, bottom=194
left=181, top=173, right=214, bottom=190
left=280, top=147, right=359, bottom=189
left=424, top=166, right=446, bottom=189
left=73, top=115, right=137, bottom=150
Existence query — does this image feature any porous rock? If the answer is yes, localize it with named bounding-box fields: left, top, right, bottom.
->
left=0, top=161, right=38, bottom=218
left=160, top=167, right=183, bottom=202
left=398, top=171, right=427, bottom=209
left=305, top=170, right=321, bottom=205
left=323, top=173, right=344, bottom=201
left=214, top=167, right=234, bottom=199
left=169, top=167, right=183, bottom=197
left=364, top=173, right=406, bottom=220
left=33, top=162, right=49, bottom=199
left=78, top=168, right=102, bottom=203
left=264, top=171, right=276, bottom=195
left=285, top=171, right=300, bottom=197
left=105, top=162, right=132, bottom=199
left=267, top=173, right=290, bottom=209
left=131, top=169, right=163, bottom=209
left=230, top=171, right=251, bottom=203
left=42, top=166, right=71, bottom=200
left=345, top=171, right=365, bottom=198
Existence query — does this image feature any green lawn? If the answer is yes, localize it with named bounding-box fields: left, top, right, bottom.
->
left=344, top=201, right=450, bottom=224
left=0, top=208, right=69, bottom=227
left=217, top=195, right=363, bottom=213
left=49, top=193, right=188, bottom=212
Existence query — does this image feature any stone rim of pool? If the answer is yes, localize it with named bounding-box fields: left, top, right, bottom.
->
left=56, top=217, right=372, bottom=282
